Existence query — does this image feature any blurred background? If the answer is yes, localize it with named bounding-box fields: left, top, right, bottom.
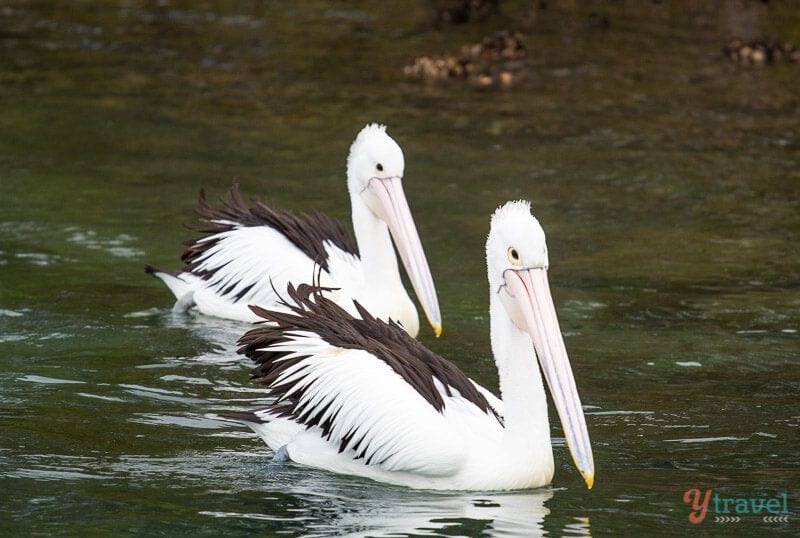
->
left=1, top=1, right=798, bottom=535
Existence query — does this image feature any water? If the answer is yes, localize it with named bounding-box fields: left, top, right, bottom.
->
left=1, top=1, right=799, bottom=535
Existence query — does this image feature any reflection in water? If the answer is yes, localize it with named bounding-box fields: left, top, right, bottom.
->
left=563, top=517, right=592, bottom=537
left=165, top=310, right=249, bottom=359
left=127, top=306, right=249, bottom=364
left=6, top=449, right=591, bottom=537
left=209, top=475, right=561, bottom=538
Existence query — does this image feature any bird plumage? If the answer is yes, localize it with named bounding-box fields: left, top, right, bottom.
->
left=146, top=124, right=442, bottom=336
left=147, top=184, right=361, bottom=321
left=224, top=201, right=595, bottom=491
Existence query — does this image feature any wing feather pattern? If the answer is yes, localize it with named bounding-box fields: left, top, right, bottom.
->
left=174, top=184, right=360, bottom=311
left=237, top=284, right=503, bottom=475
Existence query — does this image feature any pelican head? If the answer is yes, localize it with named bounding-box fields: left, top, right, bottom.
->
left=487, top=200, right=595, bottom=489
left=346, top=124, right=442, bottom=337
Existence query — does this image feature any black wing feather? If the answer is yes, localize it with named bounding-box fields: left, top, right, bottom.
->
left=181, top=183, right=359, bottom=287
left=237, top=283, right=503, bottom=454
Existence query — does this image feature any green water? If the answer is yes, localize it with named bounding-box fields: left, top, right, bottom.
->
left=1, top=1, right=799, bottom=535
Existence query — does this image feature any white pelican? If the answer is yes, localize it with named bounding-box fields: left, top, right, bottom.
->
left=146, top=124, right=442, bottom=337
left=227, top=201, right=595, bottom=491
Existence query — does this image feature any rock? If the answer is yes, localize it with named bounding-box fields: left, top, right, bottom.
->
left=724, top=37, right=798, bottom=66
left=403, top=30, right=525, bottom=87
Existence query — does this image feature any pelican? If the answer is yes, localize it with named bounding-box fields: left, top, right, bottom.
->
left=146, top=124, right=442, bottom=337
left=227, top=201, right=594, bottom=491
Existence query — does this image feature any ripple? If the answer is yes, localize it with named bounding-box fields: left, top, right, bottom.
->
left=753, top=431, right=777, bottom=438
left=119, top=383, right=205, bottom=404
left=563, top=517, right=592, bottom=537
left=205, top=430, right=260, bottom=439
left=212, top=383, right=268, bottom=394
left=130, top=413, right=223, bottom=429
left=2, top=453, right=118, bottom=483
left=66, top=229, right=144, bottom=258
left=119, top=384, right=183, bottom=395
left=562, top=299, right=608, bottom=320
left=0, top=334, right=26, bottom=343
left=124, top=308, right=162, bottom=318
left=7, top=468, right=108, bottom=481
left=664, top=436, right=745, bottom=444
left=585, top=410, right=654, bottom=416
left=160, top=374, right=213, bottom=385
left=76, top=392, right=126, bottom=402
left=198, top=511, right=305, bottom=523
left=38, top=331, right=73, bottom=341
left=14, top=252, right=65, bottom=266
left=18, top=375, right=85, bottom=385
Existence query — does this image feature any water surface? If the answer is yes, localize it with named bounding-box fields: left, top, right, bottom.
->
left=1, top=1, right=798, bottom=535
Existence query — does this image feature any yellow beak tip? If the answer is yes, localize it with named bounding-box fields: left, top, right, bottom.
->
left=434, top=324, right=443, bottom=338
left=584, top=472, right=595, bottom=490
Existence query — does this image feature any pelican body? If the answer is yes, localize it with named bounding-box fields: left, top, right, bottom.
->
left=146, top=124, right=441, bottom=337
left=228, top=201, right=595, bottom=491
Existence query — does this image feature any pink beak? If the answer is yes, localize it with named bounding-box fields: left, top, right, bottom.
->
left=504, top=267, right=595, bottom=489
left=367, top=176, right=442, bottom=337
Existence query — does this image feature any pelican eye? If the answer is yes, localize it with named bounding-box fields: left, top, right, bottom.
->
left=508, top=247, right=521, bottom=265
left=376, top=163, right=384, bottom=172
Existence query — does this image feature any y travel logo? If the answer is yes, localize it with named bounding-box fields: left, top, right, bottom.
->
left=683, top=488, right=790, bottom=524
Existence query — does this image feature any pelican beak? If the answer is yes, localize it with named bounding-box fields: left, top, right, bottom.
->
left=504, top=267, right=595, bottom=489
left=367, top=176, right=442, bottom=337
